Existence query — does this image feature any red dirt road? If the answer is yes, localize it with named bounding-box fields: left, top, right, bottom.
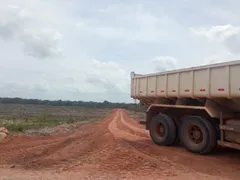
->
left=0, top=109, right=239, bottom=180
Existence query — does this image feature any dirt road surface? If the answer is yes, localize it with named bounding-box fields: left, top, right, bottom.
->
left=0, top=109, right=239, bottom=180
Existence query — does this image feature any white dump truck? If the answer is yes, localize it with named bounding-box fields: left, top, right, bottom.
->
left=130, top=60, right=240, bottom=154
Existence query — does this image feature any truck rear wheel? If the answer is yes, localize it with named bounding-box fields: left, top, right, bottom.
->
left=179, top=116, right=217, bottom=154
left=149, top=114, right=177, bottom=146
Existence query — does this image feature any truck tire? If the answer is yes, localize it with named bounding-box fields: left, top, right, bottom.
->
left=149, top=114, right=177, bottom=146
left=168, top=115, right=181, bottom=145
left=179, top=116, right=217, bottom=154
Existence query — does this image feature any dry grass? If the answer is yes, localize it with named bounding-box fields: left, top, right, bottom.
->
left=0, top=104, right=111, bottom=132
left=127, top=110, right=146, bottom=124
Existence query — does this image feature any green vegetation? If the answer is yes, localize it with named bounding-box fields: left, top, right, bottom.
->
left=0, top=103, right=110, bottom=132
left=0, top=97, right=146, bottom=132
left=0, top=97, right=137, bottom=109
left=2, top=115, right=102, bottom=132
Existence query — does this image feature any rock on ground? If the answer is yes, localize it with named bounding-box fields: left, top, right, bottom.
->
left=0, top=127, right=8, bottom=142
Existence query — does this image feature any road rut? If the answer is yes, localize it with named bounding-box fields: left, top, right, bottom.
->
left=0, top=109, right=239, bottom=180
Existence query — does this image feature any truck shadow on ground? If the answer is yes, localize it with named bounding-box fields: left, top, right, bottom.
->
left=123, top=138, right=240, bottom=165
left=122, top=138, right=240, bottom=179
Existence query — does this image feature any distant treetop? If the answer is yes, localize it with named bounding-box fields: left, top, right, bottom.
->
left=0, top=97, right=145, bottom=111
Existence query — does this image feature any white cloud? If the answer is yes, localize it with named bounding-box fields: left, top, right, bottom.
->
left=190, top=24, right=240, bottom=54
left=86, top=59, right=129, bottom=93
left=21, top=28, right=63, bottom=58
left=0, top=4, right=63, bottom=59
left=151, top=56, right=178, bottom=72
left=190, top=24, right=240, bottom=41
left=203, top=53, right=238, bottom=65
left=2, top=0, right=240, bottom=103
left=76, top=4, right=178, bottom=42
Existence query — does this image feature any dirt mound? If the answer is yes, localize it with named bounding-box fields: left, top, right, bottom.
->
left=0, top=109, right=239, bottom=180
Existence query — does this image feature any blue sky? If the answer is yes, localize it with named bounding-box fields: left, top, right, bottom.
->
left=0, top=0, right=240, bottom=103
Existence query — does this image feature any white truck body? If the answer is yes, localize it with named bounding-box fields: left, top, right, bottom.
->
left=130, top=60, right=240, bottom=153
left=131, top=60, right=240, bottom=99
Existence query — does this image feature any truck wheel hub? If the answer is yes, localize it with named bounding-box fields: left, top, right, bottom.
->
left=156, top=123, right=165, bottom=137
left=189, top=125, right=203, bottom=144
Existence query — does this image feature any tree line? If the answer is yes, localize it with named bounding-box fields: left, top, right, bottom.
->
left=0, top=97, right=147, bottom=111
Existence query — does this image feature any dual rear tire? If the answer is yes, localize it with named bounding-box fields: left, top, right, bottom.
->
left=149, top=114, right=217, bottom=154
left=149, top=114, right=177, bottom=146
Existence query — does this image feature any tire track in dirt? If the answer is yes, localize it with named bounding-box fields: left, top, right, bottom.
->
left=0, top=112, right=116, bottom=169
left=27, top=111, right=118, bottom=169
left=108, top=109, right=192, bottom=177
left=1, top=138, right=63, bottom=152
left=109, top=109, right=240, bottom=179
left=117, top=109, right=240, bottom=164
left=118, top=111, right=211, bottom=160
left=0, top=109, right=239, bottom=180
left=109, top=110, right=224, bottom=178
left=108, top=109, right=148, bottom=141
left=1, top=132, right=92, bottom=167
left=110, top=109, right=195, bottom=159
left=1, top=123, right=90, bottom=147
left=120, top=111, right=149, bottom=137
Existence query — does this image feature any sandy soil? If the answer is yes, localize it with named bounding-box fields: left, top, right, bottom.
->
left=0, top=109, right=239, bottom=180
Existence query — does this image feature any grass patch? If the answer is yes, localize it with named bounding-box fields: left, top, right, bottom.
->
left=0, top=116, right=104, bottom=132
left=6, top=124, right=25, bottom=132
left=0, top=117, right=103, bottom=132
left=0, top=104, right=110, bottom=132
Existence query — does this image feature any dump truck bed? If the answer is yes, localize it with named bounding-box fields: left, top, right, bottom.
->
left=131, top=60, right=240, bottom=99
